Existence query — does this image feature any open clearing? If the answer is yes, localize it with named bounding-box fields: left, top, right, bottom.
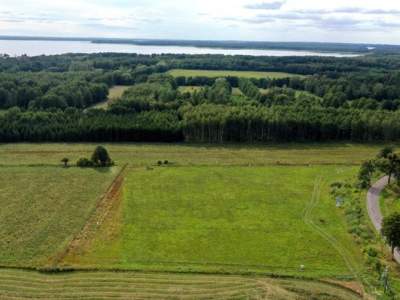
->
left=63, top=165, right=363, bottom=279
left=168, top=69, right=303, bottom=79
left=0, top=166, right=119, bottom=267
left=91, top=85, right=130, bottom=109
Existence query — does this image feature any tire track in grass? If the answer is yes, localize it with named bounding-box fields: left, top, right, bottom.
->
left=302, top=176, right=371, bottom=297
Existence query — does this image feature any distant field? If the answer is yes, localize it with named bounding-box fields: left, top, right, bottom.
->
left=91, top=85, right=131, bottom=109
left=0, top=143, right=387, bottom=167
left=0, top=268, right=361, bottom=300
left=64, top=165, right=363, bottom=278
left=168, top=69, right=304, bottom=79
left=178, top=86, right=203, bottom=93
left=0, top=166, right=119, bottom=267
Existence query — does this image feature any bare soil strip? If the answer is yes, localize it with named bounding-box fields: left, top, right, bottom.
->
left=49, top=164, right=128, bottom=267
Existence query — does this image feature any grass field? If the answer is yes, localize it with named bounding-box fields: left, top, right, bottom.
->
left=0, top=269, right=361, bottom=300
left=168, top=69, right=304, bottom=79
left=0, top=143, right=388, bottom=167
left=0, top=166, right=119, bottom=267
left=0, top=143, right=393, bottom=297
left=91, top=85, right=131, bottom=109
left=63, top=165, right=363, bottom=279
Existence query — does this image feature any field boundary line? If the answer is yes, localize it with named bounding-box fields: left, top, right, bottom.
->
left=49, top=164, right=129, bottom=267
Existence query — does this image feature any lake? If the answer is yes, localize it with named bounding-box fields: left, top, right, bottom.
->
left=0, top=40, right=361, bottom=57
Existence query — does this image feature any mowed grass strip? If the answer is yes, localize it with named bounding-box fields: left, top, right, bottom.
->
left=72, top=166, right=363, bottom=278
left=0, top=143, right=387, bottom=166
left=168, top=69, right=304, bottom=79
left=0, top=268, right=361, bottom=300
left=0, top=166, right=119, bottom=267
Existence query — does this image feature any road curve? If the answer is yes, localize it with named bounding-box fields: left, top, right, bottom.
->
left=367, top=176, right=400, bottom=263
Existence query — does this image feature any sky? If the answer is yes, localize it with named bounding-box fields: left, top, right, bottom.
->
left=1, top=0, right=400, bottom=44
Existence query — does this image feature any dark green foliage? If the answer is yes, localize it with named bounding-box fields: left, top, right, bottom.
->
left=358, top=161, right=375, bottom=189
left=91, top=146, right=112, bottom=167
left=2, top=53, right=400, bottom=143
left=378, top=146, right=395, bottom=159
left=61, top=158, right=69, bottom=168
left=382, top=212, right=400, bottom=255
left=77, top=158, right=95, bottom=168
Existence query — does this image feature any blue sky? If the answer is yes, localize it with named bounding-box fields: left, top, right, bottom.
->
left=1, top=0, right=400, bottom=44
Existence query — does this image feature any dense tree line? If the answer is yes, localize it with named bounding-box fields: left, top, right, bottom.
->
left=1, top=53, right=400, bottom=143
left=0, top=108, right=182, bottom=142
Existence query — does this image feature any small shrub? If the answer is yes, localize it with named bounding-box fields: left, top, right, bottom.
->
left=164, top=160, right=169, bottom=165
left=365, top=246, right=379, bottom=258
left=77, top=158, right=95, bottom=168
left=61, top=157, right=69, bottom=168
left=157, top=161, right=162, bottom=166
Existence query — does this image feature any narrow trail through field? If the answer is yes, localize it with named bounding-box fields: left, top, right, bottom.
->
left=367, top=176, right=400, bottom=263
left=302, top=177, right=369, bottom=295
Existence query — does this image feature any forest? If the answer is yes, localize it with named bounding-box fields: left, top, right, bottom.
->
left=1, top=52, right=400, bottom=142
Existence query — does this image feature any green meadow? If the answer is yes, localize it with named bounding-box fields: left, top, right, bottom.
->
left=0, top=143, right=388, bottom=298
left=65, top=165, right=363, bottom=278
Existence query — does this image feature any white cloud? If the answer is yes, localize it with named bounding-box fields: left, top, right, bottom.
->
left=0, top=0, right=400, bottom=43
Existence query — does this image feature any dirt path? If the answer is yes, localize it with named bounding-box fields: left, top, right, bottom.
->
left=367, top=176, right=400, bottom=263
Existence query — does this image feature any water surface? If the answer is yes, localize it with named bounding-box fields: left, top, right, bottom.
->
left=0, top=40, right=361, bottom=57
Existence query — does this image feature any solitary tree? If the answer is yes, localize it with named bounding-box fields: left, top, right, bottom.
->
left=61, top=157, right=69, bottom=168
left=378, top=146, right=395, bottom=159
left=358, top=160, right=375, bottom=188
left=382, top=212, right=400, bottom=257
left=375, top=152, right=400, bottom=184
left=91, top=146, right=112, bottom=167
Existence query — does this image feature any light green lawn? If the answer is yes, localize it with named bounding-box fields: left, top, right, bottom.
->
left=168, top=69, right=304, bottom=79
left=68, top=165, right=363, bottom=278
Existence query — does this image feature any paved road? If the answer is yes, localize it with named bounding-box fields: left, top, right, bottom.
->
left=367, top=176, right=400, bottom=263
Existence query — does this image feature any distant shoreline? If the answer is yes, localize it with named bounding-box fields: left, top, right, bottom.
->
left=0, top=36, right=393, bottom=54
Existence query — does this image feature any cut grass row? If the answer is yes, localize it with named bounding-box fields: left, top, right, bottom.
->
left=168, top=69, right=304, bottom=79
left=0, top=166, right=120, bottom=268
left=0, top=268, right=361, bottom=299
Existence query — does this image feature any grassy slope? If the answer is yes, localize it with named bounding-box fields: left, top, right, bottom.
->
left=0, top=166, right=119, bottom=267
left=65, top=165, right=363, bottom=279
left=168, top=69, right=304, bottom=79
left=0, top=268, right=361, bottom=300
